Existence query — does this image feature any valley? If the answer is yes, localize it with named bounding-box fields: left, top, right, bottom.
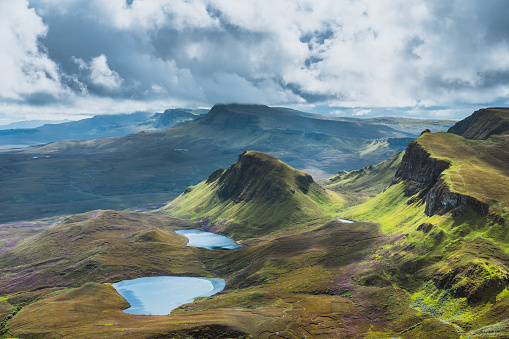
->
left=0, top=107, right=508, bottom=338
left=0, top=104, right=453, bottom=224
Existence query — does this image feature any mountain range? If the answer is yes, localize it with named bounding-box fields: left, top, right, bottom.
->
left=0, top=107, right=508, bottom=338
left=0, top=108, right=207, bottom=147
left=0, top=104, right=453, bottom=224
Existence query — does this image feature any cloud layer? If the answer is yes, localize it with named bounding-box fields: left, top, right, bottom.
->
left=1, top=0, right=509, bottom=121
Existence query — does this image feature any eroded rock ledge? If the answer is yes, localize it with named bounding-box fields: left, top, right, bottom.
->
left=394, top=141, right=489, bottom=217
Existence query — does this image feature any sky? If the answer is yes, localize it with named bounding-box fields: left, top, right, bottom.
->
left=1, top=0, right=509, bottom=123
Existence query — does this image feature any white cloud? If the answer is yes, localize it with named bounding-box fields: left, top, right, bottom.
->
left=351, top=109, right=372, bottom=117
left=89, top=0, right=219, bottom=31
left=89, top=54, right=123, bottom=89
left=1, top=0, right=509, bottom=122
left=0, top=0, right=65, bottom=100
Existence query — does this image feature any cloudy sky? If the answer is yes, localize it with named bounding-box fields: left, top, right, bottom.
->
left=1, top=0, right=509, bottom=123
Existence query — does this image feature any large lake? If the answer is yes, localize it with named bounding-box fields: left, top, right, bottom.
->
left=175, top=229, right=242, bottom=249
left=112, top=276, right=225, bottom=315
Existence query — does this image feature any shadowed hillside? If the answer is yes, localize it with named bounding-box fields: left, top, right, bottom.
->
left=448, top=107, right=509, bottom=140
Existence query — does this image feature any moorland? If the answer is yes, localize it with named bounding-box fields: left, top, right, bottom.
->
left=0, top=106, right=508, bottom=338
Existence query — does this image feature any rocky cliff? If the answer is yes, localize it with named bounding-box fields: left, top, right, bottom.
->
left=448, top=107, right=509, bottom=140
left=394, top=140, right=489, bottom=217
left=164, top=151, right=341, bottom=236
left=215, top=151, right=316, bottom=204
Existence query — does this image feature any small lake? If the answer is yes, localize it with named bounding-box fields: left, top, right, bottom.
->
left=175, top=229, right=242, bottom=250
left=112, top=276, right=225, bottom=315
left=338, top=218, right=354, bottom=223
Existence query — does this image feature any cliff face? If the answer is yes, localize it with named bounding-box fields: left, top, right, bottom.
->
left=448, top=108, right=509, bottom=140
left=394, top=141, right=489, bottom=217
left=425, top=178, right=489, bottom=216
left=394, top=141, right=450, bottom=199
left=215, top=151, right=314, bottom=204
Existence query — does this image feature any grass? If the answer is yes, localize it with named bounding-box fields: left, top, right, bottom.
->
left=417, top=132, right=509, bottom=207
left=322, top=151, right=404, bottom=207
left=162, top=151, right=343, bottom=238
left=1, top=217, right=458, bottom=338
left=343, top=182, right=444, bottom=234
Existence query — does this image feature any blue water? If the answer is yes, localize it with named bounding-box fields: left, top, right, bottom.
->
left=175, top=229, right=242, bottom=250
left=112, top=276, right=225, bottom=315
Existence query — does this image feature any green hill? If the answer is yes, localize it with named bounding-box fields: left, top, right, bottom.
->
left=162, top=151, right=343, bottom=237
left=0, top=211, right=207, bottom=295
left=448, top=107, right=509, bottom=140
left=322, top=151, right=404, bottom=206
left=0, top=104, right=421, bottom=224
left=339, top=109, right=509, bottom=334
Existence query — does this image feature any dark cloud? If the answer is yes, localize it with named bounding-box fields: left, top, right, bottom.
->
left=1, top=0, right=509, bottom=123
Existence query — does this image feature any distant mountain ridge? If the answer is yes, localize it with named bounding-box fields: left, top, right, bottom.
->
left=204, top=104, right=413, bottom=139
left=0, top=108, right=206, bottom=147
left=0, top=119, right=72, bottom=130
left=0, top=104, right=454, bottom=223
left=275, top=107, right=456, bottom=135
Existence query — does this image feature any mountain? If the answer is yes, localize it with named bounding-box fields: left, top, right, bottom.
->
left=1, top=108, right=507, bottom=338
left=339, top=108, right=509, bottom=334
left=322, top=151, right=404, bottom=206
left=0, top=120, right=71, bottom=130
left=0, top=104, right=419, bottom=224
left=149, top=108, right=207, bottom=129
left=275, top=107, right=456, bottom=135
left=447, top=107, right=509, bottom=140
left=162, top=151, right=342, bottom=237
left=0, top=108, right=206, bottom=147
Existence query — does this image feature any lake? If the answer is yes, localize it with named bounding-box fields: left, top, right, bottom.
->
left=112, top=230, right=241, bottom=315
left=112, top=276, right=225, bottom=315
left=175, top=229, right=242, bottom=249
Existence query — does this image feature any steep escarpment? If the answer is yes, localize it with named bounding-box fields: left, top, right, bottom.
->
left=216, top=151, right=315, bottom=203
left=394, top=141, right=450, bottom=199
left=448, top=107, right=509, bottom=140
left=425, top=178, right=489, bottom=216
left=162, top=151, right=342, bottom=237
left=393, top=136, right=491, bottom=217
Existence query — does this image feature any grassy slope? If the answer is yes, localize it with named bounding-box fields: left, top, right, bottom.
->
left=162, top=151, right=343, bottom=238
left=3, top=217, right=461, bottom=339
left=322, top=151, right=404, bottom=207
left=0, top=211, right=209, bottom=295
left=418, top=132, right=509, bottom=207
left=341, top=131, right=509, bottom=337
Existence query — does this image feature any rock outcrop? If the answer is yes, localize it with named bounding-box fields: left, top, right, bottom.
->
left=394, top=140, right=489, bottom=217
left=425, top=178, right=489, bottom=217
left=215, top=151, right=315, bottom=204
left=394, top=141, right=449, bottom=198
left=448, top=107, right=509, bottom=140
